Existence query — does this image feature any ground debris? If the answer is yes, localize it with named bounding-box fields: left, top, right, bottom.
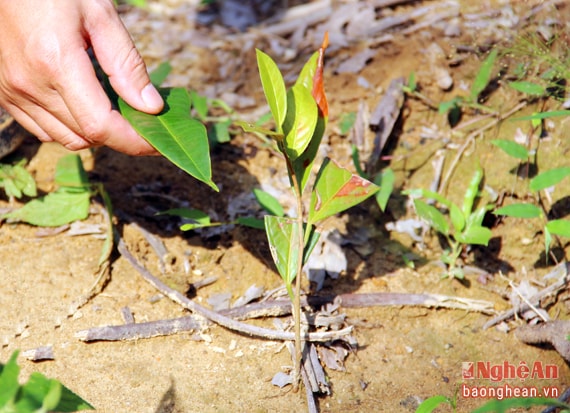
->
left=75, top=316, right=203, bottom=342
left=515, top=320, right=570, bottom=362
left=22, top=345, right=54, bottom=362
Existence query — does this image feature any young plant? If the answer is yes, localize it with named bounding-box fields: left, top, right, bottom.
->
left=238, top=34, right=379, bottom=386
left=403, top=50, right=499, bottom=126
left=438, top=49, right=499, bottom=125
left=494, top=166, right=570, bottom=261
left=405, top=167, right=493, bottom=279
left=0, top=351, right=93, bottom=413
left=3, top=155, right=91, bottom=227
left=0, top=159, right=36, bottom=201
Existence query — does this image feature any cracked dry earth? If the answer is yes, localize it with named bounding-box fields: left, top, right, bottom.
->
left=1, top=0, right=570, bottom=412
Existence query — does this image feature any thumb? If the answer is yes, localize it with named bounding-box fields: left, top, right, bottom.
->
left=86, top=2, right=163, bottom=114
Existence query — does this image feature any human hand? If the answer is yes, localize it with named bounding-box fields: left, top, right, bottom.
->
left=0, top=0, right=164, bottom=156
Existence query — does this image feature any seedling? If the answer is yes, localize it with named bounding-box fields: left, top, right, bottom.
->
left=405, top=167, right=493, bottom=279
left=438, top=49, right=499, bottom=125
left=494, top=166, right=570, bottom=262
left=0, top=159, right=36, bottom=201
left=0, top=350, right=93, bottom=413
left=403, top=49, right=499, bottom=126
left=236, top=34, right=379, bottom=387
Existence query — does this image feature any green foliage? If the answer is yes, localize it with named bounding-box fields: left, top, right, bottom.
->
left=490, top=139, right=529, bottom=161
left=256, top=49, right=287, bottom=135
left=0, top=160, right=36, bottom=199
left=415, top=395, right=454, bottom=413
left=118, top=88, right=218, bottom=191
left=508, top=80, right=545, bottom=96
left=4, top=155, right=91, bottom=227
left=373, top=168, right=395, bottom=212
left=470, top=49, right=498, bottom=102
left=529, top=166, right=570, bottom=191
left=253, top=188, right=284, bottom=217
left=494, top=166, right=570, bottom=259
left=235, top=37, right=379, bottom=384
left=0, top=351, right=93, bottom=412
left=436, top=49, right=498, bottom=122
left=406, top=168, right=493, bottom=279
left=338, top=112, right=356, bottom=135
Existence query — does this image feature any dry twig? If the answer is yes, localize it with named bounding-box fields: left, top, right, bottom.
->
left=117, top=238, right=352, bottom=342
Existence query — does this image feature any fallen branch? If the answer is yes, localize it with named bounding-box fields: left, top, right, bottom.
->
left=75, top=316, right=202, bottom=342
left=483, top=261, right=570, bottom=330
left=117, top=238, right=352, bottom=342
left=221, top=292, right=496, bottom=320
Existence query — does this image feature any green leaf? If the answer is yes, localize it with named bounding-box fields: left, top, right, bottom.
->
left=54, top=154, right=89, bottom=191
left=339, top=112, right=356, bottom=135
left=159, top=208, right=211, bottom=224
left=295, top=52, right=319, bottom=91
left=407, top=71, right=417, bottom=93
left=450, top=203, right=465, bottom=233
left=438, top=97, right=462, bottom=114
left=456, top=225, right=492, bottom=246
left=0, top=162, right=36, bottom=199
left=119, top=87, right=218, bottom=191
left=509, top=81, right=545, bottom=96
left=490, top=139, right=529, bottom=160
left=470, top=48, right=498, bottom=101
left=529, top=167, right=570, bottom=191
left=403, top=188, right=453, bottom=209
left=511, top=110, right=570, bottom=121
left=292, top=116, right=326, bottom=193
left=351, top=145, right=367, bottom=179
left=462, top=166, right=483, bottom=217
left=0, top=351, right=20, bottom=407
left=373, top=168, right=394, bottom=212
left=413, top=199, right=449, bottom=235
left=282, top=84, right=318, bottom=160
left=414, top=395, right=451, bottom=413
left=545, top=219, right=570, bottom=237
left=494, top=203, right=542, bottom=218
left=236, top=216, right=265, bottom=230
left=256, top=49, right=287, bottom=133
left=4, top=191, right=91, bottom=227
left=545, top=225, right=552, bottom=260
left=149, top=61, right=172, bottom=86
left=308, top=158, right=380, bottom=225
left=253, top=188, right=284, bottom=217
left=264, top=216, right=301, bottom=296
left=18, top=373, right=61, bottom=411
left=472, top=397, right=570, bottom=413
left=190, top=90, right=209, bottom=120
left=210, top=119, right=232, bottom=144
left=159, top=208, right=215, bottom=231
left=466, top=205, right=492, bottom=229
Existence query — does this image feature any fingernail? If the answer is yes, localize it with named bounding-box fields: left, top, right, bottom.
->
left=141, top=83, right=163, bottom=112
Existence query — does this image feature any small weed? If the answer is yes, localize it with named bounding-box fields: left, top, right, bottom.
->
left=494, top=166, right=570, bottom=262
left=405, top=167, right=493, bottom=279
left=0, top=159, right=36, bottom=201
left=0, top=350, right=93, bottom=413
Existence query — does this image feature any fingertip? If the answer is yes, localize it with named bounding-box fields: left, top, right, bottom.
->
left=141, top=83, right=164, bottom=114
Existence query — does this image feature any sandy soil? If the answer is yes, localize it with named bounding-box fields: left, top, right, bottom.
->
left=1, top=1, right=569, bottom=412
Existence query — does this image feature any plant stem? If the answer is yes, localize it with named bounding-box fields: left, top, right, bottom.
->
left=282, top=144, right=305, bottom=392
